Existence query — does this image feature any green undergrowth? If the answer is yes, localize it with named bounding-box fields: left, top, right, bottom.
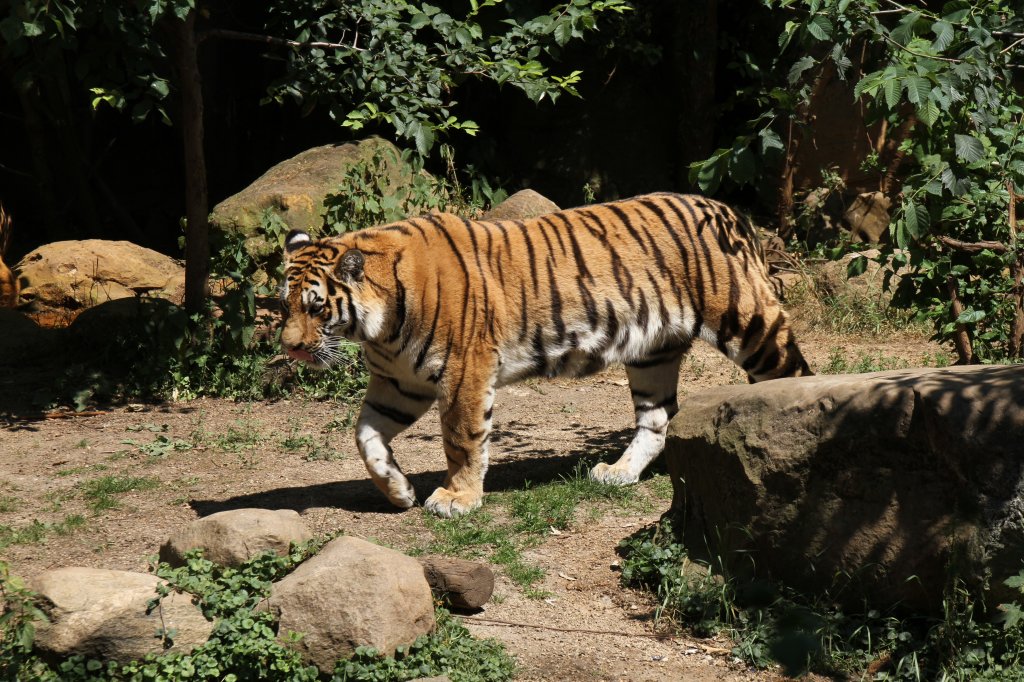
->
left=420, top=460, right=664, bottom=597
left=618, top=519, right=1024, bottom=680
left=0, top=538, right=515, bottom=681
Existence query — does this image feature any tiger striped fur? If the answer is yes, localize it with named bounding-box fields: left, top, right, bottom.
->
left=280, top=192, right=812, bottom=517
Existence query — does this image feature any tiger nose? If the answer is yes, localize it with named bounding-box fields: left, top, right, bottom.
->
left=280, top=326, right=303, bottom=351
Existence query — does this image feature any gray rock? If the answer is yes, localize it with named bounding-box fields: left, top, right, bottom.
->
left=267, top=536, right=435, bottom=672
left=480, top=189, right=560, bottom=221
left=31, top=567, right=212, bottom=663
left=665, top=365, right=1024, bottom=612
left=159, top=508, right=313, bottom=568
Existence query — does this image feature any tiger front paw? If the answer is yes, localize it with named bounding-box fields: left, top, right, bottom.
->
left=423, top=487, right=483, bottom=517
left=589, top=462, right=639, bottom=486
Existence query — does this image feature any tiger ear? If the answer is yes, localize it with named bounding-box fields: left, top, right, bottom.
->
left=337, top=248, right=364, bottom=282
left=285, top=230, right=311, bottom=255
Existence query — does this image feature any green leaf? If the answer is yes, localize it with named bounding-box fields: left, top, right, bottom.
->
left=883, top=77, right=901, bottom=109
left=904, top=75, right=930, bottom=105
left=413, top=123, right=435, bottom=155
left=788, top=55, right=815, bottom=85
left=759, top=128, right=785, bottom=154
left=956, top=308, right=985, bottom=324
left=931, top=20, right=954, bottom=51
left=954, top=134, right=985, bottom=163
left=553, top=20, right=573, bottom=46
left=847, top=255, right=868, bottom=278
left=409, top=13, right=430, bottom=29
left=728, top=146, right=756, bottom=185
left=916, top=100, right=940, bottom=128
left=805, top=15, right=832, bottom=42
left=22, top=21, right=43, bottom=37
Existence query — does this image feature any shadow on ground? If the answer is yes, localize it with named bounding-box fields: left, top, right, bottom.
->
left=191, top=426, right=635, bottom=516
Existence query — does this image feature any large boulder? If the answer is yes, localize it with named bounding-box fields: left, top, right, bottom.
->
left=159, top=508, right=313, bottom=568
left=15, top=240, right=184, bottom=317
left=31, top=567, right=213, bottom=663
left=844, top=191, right=892, bottom=243
left=266, top=536, right=435, bottom=673
left=210, top=137, right=428, bottom=259
left=480, top=189, right=560, bottom=221
left=665, top=365, right=1024, bottom=613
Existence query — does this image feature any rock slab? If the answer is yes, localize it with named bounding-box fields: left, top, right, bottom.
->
left=665, top=365, right=1024, bottom=612
left=15, top=240, right=184, bottom=313
left=159, top=508, right=314, bottom=568
left=267, top=536, right=435, bottom=672
left=31, top=567, right=212, bottom=663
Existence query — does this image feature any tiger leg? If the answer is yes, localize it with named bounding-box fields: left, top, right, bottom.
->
left=355, top=373, right=436, bottom=509
left=734, top=305, right=813, bottom=382
left=590, top=346, right=687, bottom=485
left=423, top=361, right=497, bottom=518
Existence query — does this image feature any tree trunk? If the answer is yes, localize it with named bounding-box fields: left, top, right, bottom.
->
left=1007, top=183, right=1024, bottom=359
left=671, top=0, right=718, bottom=185
left=174, top=10, right=210, bottom=316
left=946, top=275, right=977, bottom=364
left=777, top=61, right=834, bottom=240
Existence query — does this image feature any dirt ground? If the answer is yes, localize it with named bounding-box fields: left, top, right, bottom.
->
left=0, top=329, right=947, bottom=681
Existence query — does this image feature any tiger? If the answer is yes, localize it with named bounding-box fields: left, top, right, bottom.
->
left=280, top=192, right=812, bottom=517
left=0, top=204, right=18, bottom=309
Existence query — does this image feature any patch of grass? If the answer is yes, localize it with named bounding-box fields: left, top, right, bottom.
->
left=279, top=418, right=346, bottom=461
left=75, top=439, right=89, bottom=449
left=0, top=496, right=19, bottom=513
left=423, top=461, right=640, bottom=595
left=786, top=267, right=927, bottom=338
left=121, top=433, right=192, bottom=460
left=79, top=475, right=160, bottom=513
left=424, top=509, right=548, bottom=594
left=821, top=347, right=912, bottom=374
left=644, top=473, right=674, bottom=501
left=56, top=463, right=109, bottom=477
left=501, top=463, right=638, bottom=534
left=213, top=419, right=266, bottom=452
left=0, top=514, right=87, bottom=550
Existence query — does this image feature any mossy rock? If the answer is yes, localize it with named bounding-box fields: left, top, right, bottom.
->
left=209, top=137, right=430, bottom=260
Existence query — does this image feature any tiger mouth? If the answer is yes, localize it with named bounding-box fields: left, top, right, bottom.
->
left=286, top=348, right=317, bottom=364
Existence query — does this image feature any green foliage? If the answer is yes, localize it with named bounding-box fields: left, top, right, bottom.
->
left=322, top=144, right=505, bottom=233
left=334, top=611, right=515, bottom=682
left=619, top=520, right=1024, bottom=679
left=693, top=0, right=1024, bottom=361
left=267, top=0, right=630, bottom=154
left=0, top=561, right=50, bottom=682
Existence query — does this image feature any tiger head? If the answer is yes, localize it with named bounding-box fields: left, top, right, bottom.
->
left=279, top=229, right=376, bottom=368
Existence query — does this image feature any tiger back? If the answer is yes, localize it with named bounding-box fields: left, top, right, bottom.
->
left=280, top=192, right=812, bottom=516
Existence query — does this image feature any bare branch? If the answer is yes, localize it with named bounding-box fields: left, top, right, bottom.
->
left=200, top=28, right=366, bottom=52
left=936, top=234, right=1009, bottom=253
